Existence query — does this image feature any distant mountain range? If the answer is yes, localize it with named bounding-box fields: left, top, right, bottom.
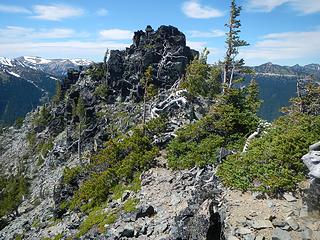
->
left=252, top=62, right=320, bottom=78
left=0, top=56, right=93, bottom=124
left=249, top=63, right=320, bottom=121
left=0, top=57, right=319, bottom=124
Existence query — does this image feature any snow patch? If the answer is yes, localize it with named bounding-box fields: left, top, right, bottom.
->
left=50, top=76, right=60, bottom=81
left=0, top=57, right=13, bottom=67
left=6, top=71, right=20, bottom=78
left=24, top=56, right=52, bottom=65
left=70, top=59, right=93, bottom=66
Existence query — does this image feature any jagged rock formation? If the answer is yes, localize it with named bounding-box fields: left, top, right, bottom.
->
left=106, top=25, right=197, bottom=102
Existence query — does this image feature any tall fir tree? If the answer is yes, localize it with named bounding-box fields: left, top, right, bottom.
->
left=223, top=0, right=249, bottom=92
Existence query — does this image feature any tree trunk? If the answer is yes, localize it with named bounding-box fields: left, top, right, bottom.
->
left=229, top=64, right=235, bottom=89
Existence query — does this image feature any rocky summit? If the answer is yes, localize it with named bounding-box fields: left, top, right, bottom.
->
left=107, top=25, right=197, bottom=102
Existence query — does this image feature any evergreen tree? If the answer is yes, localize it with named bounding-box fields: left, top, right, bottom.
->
left=284, top=77, right=320, bottom=115
left=184, top=48, right=221, bottom=98
left=53, top=82, right=62, bottom=105
left=222, top=0, right=249, bottom=91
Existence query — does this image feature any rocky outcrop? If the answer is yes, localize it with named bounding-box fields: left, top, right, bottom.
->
left=107, top=25, right=197, bottom=102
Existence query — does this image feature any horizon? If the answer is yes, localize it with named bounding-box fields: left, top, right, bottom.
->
left=0, top=0, right=319, bottom=66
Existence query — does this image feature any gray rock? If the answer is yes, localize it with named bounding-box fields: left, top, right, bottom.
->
left=272, top=220, right=286, bottom=228
left=120, top=226, right=135, bottom=238
left=286, top=217, right=299, bottom=231
left=251, top=220, right=273, bottom=229
left=136, top=205, right=155, bottom=219
left=300, top=228, right=313, bottom=240
left=313, top=231, right=320, bottom=239
left=272, top=228, right=292, bottom=240
left=244, top=234, right=256, bottom=240
left=283, top=193, right=297, bottom=202
left=237, top=227, right=252, bottom=235
left=252, top=191, right=265, bottom=200
left=227, top=236, right=240, bottom=240
left=302, top=150, right=320, bottom=179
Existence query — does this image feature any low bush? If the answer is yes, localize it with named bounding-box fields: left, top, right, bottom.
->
left=76, top=207, right=117, bottom=237
left=123, top=198, right=139, bottom=213
left=217, top=113, right=320, bottom=193
left=69, top=129, right=158, bottom=210
left=94, top=84, right=108, bottom=98
left=0, top=175, right=29, bottom=218
left=168, top=84, right=261, bottom=169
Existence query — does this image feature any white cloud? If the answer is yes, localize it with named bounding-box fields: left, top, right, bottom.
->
left=0, top=26, right=130, bottom=61
left=182, top=0, right=224, bottom=19
left=97, top=8, right=108, bottom=16
left=187, top=41, right=207, bottom=50
left=0, top=26, right=76, bottom=42
left=189, top=29, right=225, bottom=38
left=31, top=4, right=84, bottom=21
left=241, top=30, right=320, bottom=65
left=247, top=0, right=320, bottom=14
left=99, top=29, right=133, bottom=40
left=0, top=4, right=31, bottom=14
left=0, top=41, right=129, bottom=61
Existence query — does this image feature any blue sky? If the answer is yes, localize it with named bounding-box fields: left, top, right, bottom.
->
left=0, top=0, right=319, bottom=66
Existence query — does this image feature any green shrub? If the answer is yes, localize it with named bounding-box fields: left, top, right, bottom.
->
left=77, top=207, right=117, bottom=237
left=0, top=175, right=29, bottom=217
left=15, top=234, right=23, bottom=240
left=123, top=198, right=139, bottom=213
left=63, top=166, right=82, bottom=185
left=94, top=84, right=108, bottom=98
left=86, top=64, right=105, bottom=81
left=36, top=139, right=54, bottom=157
left=167, top=82, right=261, bottom=169
left=217, top=113, right=320, bottom=193
left=181, top=48, right=221, bottom=98
left=111, top=174, right=141, bottom=200
left=26, top=131, right=36, bottom=146
left=32, top=106, right=51, bottom=129
left=70, top=130, right=158, bottom=210
left=14, top=117, right=24, bottom=129
left=145, top=116, right=167, bottom=136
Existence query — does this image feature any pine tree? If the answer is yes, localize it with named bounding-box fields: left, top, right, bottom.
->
left=53, top=82, right=62, bottom=105
left=223, top=0, right=249, bottom=92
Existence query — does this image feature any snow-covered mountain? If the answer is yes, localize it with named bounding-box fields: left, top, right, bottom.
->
left=1, top=56, right=93, bottom=76
left=0, top=56, right=93, bottom=124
